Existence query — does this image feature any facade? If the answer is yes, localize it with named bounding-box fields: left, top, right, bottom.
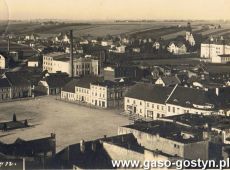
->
left=200, top=37, right=230, bottom=60
left=212, top=54, right=230, bottom=64
left=167, top=42, right=187, bottom=55
left=0, top=54, right=5, bottom=69
left=61, top=77, right=134, bottom=108
left=43, top=53, right=99, bottom=77
left=124, top=83, right=230, bottom=119
left=185, top=32, right=195, bottom=46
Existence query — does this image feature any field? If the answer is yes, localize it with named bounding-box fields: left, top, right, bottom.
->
left=0, top=96, right=129, bottom=152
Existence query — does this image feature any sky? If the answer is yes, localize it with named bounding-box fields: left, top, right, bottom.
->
left=1, top=0, right=230, bottom=20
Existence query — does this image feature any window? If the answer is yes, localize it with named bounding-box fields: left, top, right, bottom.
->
left=173, top=107, right=175, bottom=113
left=147, top=103, right=149, bottom=107
left=127, top=99, right=129, bottom=103
left=157, top=105, right=159, bottom=110
left=152, top=104, right=154, bottom=108
left=140, top=102, right=142, bottom=105
left=168, top=106, right=171, bottom=112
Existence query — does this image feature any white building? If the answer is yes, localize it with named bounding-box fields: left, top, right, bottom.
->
left=185, top=31, right=195, bottom=46
left=167, top=42, right=187, bottom=55
left=43, top=52, right=99, bottom=77
left=200, top=37, right=230, bottom=61
left=0, top=55, right=6, bottom=69
left=212, top=54, right=230, bottom=64
left=124, top=84, right=229, bottom=119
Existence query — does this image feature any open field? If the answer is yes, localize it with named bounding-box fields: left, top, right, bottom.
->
left=2, top=20, right=226, bottom=38
left=0, top=96, right=129, bottom=152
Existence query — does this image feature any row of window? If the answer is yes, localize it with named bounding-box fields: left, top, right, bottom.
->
left=126, top=99, right=164, bottom=111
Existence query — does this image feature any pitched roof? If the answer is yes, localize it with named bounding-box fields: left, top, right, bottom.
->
left=5, top=72, right=31, bottom=87
left=160, top=76, right=181, bottom=86
left=45, top=75, right=71, bottom=88
left=62, top=79, right=79, bottom=93
left=0, top=78, right=10, bottom=88
left=76, top=76, right=100, bottom=89
left=125, top=83, right=173, bottom=104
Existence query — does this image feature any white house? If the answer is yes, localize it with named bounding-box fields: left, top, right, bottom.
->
left=167, top=42, right=187, bottom=55
left=0, top=55, right=6, bottom=69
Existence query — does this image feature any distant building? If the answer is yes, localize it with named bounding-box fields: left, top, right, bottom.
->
left=200, top=37, right=230, bottom=61
left=167, top=42, right=187, bottom=55
left=43, top=53, right=99, bottom=77
left=185, top=22, right=196, bottom=46
left=28, top=56, right=39, bottom=67
left=212, top=54, right=230, bottom=64
left=0, top=54, right=5, bottom=69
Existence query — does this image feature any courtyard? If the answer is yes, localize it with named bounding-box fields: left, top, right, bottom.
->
left=0, top=96, right=129, bottom=151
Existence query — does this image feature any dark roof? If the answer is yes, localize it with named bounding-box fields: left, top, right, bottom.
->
left=5, top=72, right=31, bottom=86
left=0, top=78, right=10, bottom=88
left=125, top=83, right=173, bottom=104
left=123, top=120, right=204, bottom=144
left=165, top=113, right=230, bottom=130
left=76, top=76, right=100, bottom=89
left=218, top=54, right=230, bottom=58
left=0, top=135, right=55, bottom=157
left=166, top=86, right=220, bottom=110
left=160, top=76, right=181, bottom=86
left=44, top=74, right=71, bottom=88
left=62, top=79, right=79, bottom=93
left=91, top=80, right=135, bottom=88
left=55, top=140, right=113, bottom=169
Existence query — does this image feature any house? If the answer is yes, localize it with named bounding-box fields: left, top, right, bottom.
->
left=0, top=54, right=5, bottom=69
left=43, top=52, right=99, bottom=77
left=37, top=73, right=71, bottom=95
left=4, top=72, right=32, bottom=99
left=155, top=75, right=181, bottom=87
left=153, top=41, right=161, bottom=50
left=61, top=79, right=79, bottom=101
left=118, top=120, right=209, bottom=160
left=124, top=83, right=230, bottom=119
left=167, top=41, right=187, bottom=55
left=101, top=40, right=113, bottom=47
left=0, top=78, right=11, bottom=101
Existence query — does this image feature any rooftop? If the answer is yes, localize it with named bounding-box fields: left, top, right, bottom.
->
left=123, top=120, right=204, bottom=144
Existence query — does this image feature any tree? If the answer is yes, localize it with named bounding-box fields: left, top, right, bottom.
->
left=13, top=113, right=17, bottom=122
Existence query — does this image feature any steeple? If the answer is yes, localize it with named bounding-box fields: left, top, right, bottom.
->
left=186, top=22, right=192, bottom=33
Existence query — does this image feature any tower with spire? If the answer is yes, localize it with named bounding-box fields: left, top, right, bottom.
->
left=185, top=22, right=195, bottom=46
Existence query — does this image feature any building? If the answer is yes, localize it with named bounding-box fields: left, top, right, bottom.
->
left=0, top=78, right=11, bottom=101
left=155, top=75, right=181, bottom=87
left=28, top=56, right=39, bottom=67
left=200, top=37, right=230, bottom=60
left=118, top=120, right=209, bottom=160
left=0, top=54, right=6, bottom=69
left=212, top=54, right=230, bottom=64
left=124, top=83, right=230, bottom=119
left=37, top=73, right=71, bottom=95
left=4, top=72, right=32, bottom=99
left=185, top=22, right=196, bottom=46
left=61, top=76, right=134, bottom=108
left=167, top=42, right=187, bottom=55
left=103, top=66, right=143, bottom=82
left=43, top=53, right=99, bottom=77
left=0, top=134, right=56, bottom=169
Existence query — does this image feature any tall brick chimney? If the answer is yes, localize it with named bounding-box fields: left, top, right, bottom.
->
left=69, top=30, right=74, bottom=77
left=7, top=36, right=10, bottom=54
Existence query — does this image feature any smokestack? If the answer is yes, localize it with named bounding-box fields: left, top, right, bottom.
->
left=69, top=30, right=74, bottom=78
left=7, top=36, right=10, bottom=54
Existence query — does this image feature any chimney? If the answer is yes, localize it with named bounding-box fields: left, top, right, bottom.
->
left=91, top=142, right=96, bottom=152
left=216, top=88, right=219, bottom=96
left=7, top=36, right=10, bottom=54
left=80, top=140, right=85, bottom=153
left=69, top=30, right=74, bottom=78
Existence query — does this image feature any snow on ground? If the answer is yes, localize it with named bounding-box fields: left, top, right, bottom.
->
left=0, top=96, right=129, bottom=151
